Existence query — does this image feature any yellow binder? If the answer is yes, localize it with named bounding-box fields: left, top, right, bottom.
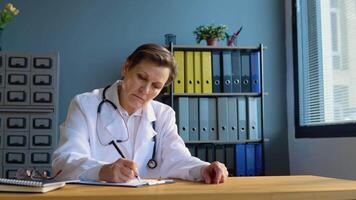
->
left=184, top=51, right=194, bottom=93
left=201, top=51, right=212, bottom=93
left=173, top=51, right=185, bottom=93
left=193, top=51, right=202, bottom=93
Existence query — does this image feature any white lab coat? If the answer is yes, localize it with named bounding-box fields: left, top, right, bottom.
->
left=52, top=81, right=208, bottom=181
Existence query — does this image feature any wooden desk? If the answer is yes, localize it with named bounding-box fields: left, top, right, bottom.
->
left=2, top=175, right=356, bottom=200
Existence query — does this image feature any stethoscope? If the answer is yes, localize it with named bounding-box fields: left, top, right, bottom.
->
left=96, top=84, right=158, bottom=169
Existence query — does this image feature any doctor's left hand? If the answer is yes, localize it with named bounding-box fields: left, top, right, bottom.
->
left=99, top=158, right=139, bottom=182
left=201, top=161, right=229, bottom=184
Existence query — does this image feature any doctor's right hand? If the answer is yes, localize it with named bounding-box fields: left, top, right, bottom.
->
left=99, top=158, right=139, bottom=182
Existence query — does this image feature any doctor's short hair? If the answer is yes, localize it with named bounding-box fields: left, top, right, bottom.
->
left=125, top=43, right=177, bottom=86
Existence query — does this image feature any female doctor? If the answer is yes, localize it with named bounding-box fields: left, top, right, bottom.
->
left=52, top=43, right=228, bottom=184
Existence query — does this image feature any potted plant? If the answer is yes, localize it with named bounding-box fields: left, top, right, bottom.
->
left=0, top=2, right=20, bottom=51
left=193, top=24, right=227, bottom=46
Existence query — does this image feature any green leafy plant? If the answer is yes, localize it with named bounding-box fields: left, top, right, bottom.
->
left=0, top=2, right=20, bottom=29
left=193, top=24, right=228, bottom=44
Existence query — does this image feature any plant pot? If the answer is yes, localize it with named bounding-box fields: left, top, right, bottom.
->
left=206, top=38, right=218, bottom=46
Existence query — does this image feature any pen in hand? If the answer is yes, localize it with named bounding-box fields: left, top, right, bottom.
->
left=135, top=175, right=141, bottom=183
left=109, top=140, right=141, bottom=182
left=134, top=167, right=141, bottom=183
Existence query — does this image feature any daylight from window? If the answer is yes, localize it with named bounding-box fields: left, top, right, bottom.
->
left=298, top=0, right=356, bottom=126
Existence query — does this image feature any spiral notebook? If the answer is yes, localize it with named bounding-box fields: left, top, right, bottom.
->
left=0, top=178, right=66, bottom=193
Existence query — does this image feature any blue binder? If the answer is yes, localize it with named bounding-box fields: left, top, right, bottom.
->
left=176, top=97, right=189, bottom=141
left=212, top=51, right=221, bottom=93
left=241, top=51, right=251, bottom=92
left=255, top=143, right=263, bottom=175
left=246, top=143, right=256, bottom=176
left=235, top=144, right=246, bottom=176
left=247, top=97, right=259, bottom=140
left=199, top=98, right=209, bottom=141
left=217, top=97, right=229, bottom=141
left=208, top=98, right=218, bottom=140
left=222, top=51, right=232, bottom=92
left=238, top=97, right=247, bottom=140
left=228, top=97, right=238, bottom=141
left=189, top=98, right=199, bottom=141
left=231, top=50, right=241, bottom=92
left=250, top=51, right=261, bottom=93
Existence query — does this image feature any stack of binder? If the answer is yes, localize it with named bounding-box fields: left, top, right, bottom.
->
left=173, top=49, right=261, bottom=94
left=174, top=51, right=212, bottom=94
left=188, top=143, right=263, bottom=176
left=175, top=96, right=261, bottom=142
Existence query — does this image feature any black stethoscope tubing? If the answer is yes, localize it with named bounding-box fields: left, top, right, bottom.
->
left=97, top=84, right=157, bottom=169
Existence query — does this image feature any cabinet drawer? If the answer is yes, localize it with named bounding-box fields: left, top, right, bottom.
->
left=29, top=151, right=51, bottom=165
left=0, top=53, right=4, bottom=71
left=0, top=72, right=4, bottom=87
left=0, top=114, right=3, bottom=132
left=0, top=135, right=3, bottom=149
left=30, top=134, right=53, bottom=148
left=6, top=55, right=30, bottom=71
left=32, top=56, right=55, bottom=72
left=0, top=89, right=3, bottom=105
left=5, top=132, right=29, bottom=149
left=4, top=114, right=29, bottom=131
left=5, top=88, right=30, bottom=105
left=31, top=90, right=54, bottom=105
left=3, top=150, right=28, bottom=165
left=30, top=113, right=54, bottom=132
left=31, top=73, right=54, bottom=88
left=6, top=72, right=30, bottom=87
left=3, top=167, right=19, bottom=179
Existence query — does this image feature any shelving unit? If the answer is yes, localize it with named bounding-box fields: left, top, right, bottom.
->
left=163, top=44, right=266, bottom=176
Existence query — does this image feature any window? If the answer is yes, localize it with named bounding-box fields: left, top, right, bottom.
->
left=293, top=0, right=356, bottom=138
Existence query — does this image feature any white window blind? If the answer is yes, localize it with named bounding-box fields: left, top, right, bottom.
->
left=297, top=0, right=356, bottom=126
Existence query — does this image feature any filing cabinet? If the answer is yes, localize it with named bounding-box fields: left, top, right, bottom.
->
left=0, top=52, right=58, bottom=178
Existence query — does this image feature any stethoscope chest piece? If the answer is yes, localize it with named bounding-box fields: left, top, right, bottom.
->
left=147, top=159, right=157, bottom=169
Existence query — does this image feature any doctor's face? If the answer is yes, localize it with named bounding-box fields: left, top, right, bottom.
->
left=120, top=60, right=170, bottom=114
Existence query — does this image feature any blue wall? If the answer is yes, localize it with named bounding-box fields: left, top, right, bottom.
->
left=3, top=0, right=289, bottom=175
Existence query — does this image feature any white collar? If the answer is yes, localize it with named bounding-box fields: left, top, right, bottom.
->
left=105, top=80, right=156, bottom=122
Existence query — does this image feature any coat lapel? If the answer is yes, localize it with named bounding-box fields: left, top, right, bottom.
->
left=100, top=81, right=132, bottom=159
left=133, top=103, right=157, bottom=160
